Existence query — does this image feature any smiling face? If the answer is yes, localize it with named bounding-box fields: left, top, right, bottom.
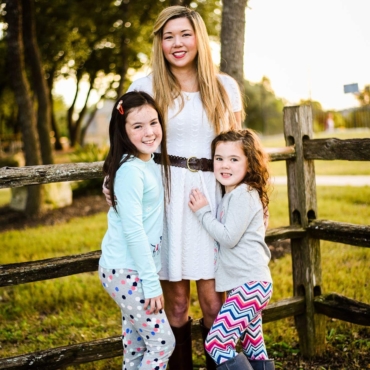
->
left=161, top=17, right=198, bottom=71
left=213, top=141, right=249, bottom=193
left=125, top=105, right=162, bottom=161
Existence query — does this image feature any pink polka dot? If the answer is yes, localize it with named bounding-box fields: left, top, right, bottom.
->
left=121, top=280, right=126, bottom=284
left=156, top=319, right=161, bottom=324
left=137, top=347, right=141, bottom=351
left=146, top=310, right=151, bottom=315
left=131, top=287, right=136, bottom=291
left=154, top=328, right=159, bottom=332
left=142, top=323, right=147, bottom=327
left=128, top=340, right=132, bottom=344
left=146, top=360, right=151, bottom=364
left=160, top=351, right=164, bottom=356
left=111, top=293, right=116, bottom=297
left=135, top=277, right=140, bottom=282
left=109, top=275, right=113, bottom=280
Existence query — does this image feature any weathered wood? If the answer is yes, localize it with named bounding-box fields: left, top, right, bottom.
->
left=265, top=225, right=305, bottom=244
left=284, top=105, right=325, bottom=357
left=266, top=146, right=296, bottom=162
left=0, top=162, right=104, bottom=189
left=314, top=293, right=370, bottom=326
left=0, top=226, right=305, bottom=288
left=262, top=296, right=305, bottom=322
left=0, top=336, right=123, bottom=370
left=0, top=297, right=305, bottom=369
left=308, top=220, right=370, bottom=248
left=0, top=148, right=294, bottom=190
left=0, top=251, right=100, bottom=287
left=304, top=138, right=370, bottom=161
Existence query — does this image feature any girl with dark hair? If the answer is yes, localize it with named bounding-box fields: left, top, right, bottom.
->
left=99, top=91, right=174, bottom=370
left=189, top=130, right=274, bottom=370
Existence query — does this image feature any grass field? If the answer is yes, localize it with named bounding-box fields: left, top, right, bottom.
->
left=0, top=129, right=369, bottom=368
left=0, top=185, right=369, bottom=369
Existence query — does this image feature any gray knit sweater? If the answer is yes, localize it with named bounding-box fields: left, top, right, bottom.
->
left=195, top=184, right=272, bottom=292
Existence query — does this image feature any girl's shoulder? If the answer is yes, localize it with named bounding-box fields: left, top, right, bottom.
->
left=231, top=184, right=260, bottom=203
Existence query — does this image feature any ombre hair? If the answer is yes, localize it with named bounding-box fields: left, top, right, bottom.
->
left=152, top=6, right=242, bottom=134
left=211, top=129, right=270, bottom=212
left=103, top=91, right=170, bottom=211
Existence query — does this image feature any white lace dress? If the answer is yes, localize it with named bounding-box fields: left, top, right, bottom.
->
left=128, top=74, right=242, bottom=281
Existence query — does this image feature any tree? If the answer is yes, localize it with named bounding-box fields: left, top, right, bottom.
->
left=4, top=0, right=42, bottom=216
left=220, top=0, right=248, bottom=94
left=244, top=77, right=285, bottom=135
left=357, top=84, right=370, bottom=106
left=22, top=0, right=53, bottom=164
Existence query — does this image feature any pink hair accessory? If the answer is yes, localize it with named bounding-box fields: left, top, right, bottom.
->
left=117, top=100, right=124, bottom=115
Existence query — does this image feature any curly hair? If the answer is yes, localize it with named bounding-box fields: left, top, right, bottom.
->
left=211, top=129, right=270, bottom=211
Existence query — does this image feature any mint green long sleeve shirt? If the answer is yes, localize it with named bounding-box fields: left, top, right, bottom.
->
left=99, top=156, right=163, bottom=299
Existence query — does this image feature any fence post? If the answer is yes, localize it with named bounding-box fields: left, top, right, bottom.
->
left=283, top=105, right=326, bottom=357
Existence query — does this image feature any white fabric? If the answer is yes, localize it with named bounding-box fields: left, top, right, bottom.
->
left=127, top=74, right=242, bottom=281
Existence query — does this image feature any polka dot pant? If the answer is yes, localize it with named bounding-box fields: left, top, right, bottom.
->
left=99, top=266, right=175, bottom=370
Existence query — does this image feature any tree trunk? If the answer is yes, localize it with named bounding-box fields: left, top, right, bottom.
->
left=220, top=0, right=248, bottom=94
left=47, top=67, right=63, bottom=150
left=22, top=0, right=54, bottom=164
left=5, top=0, right=42, bottom=216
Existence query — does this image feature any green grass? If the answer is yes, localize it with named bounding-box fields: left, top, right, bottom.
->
left=1, top=186, right=369, bottom=368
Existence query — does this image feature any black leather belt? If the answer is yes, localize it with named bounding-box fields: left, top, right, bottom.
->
left=153, top=153, right=213, bottom=172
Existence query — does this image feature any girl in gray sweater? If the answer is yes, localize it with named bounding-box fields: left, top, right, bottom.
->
left=189, top=130, right=274, bottom=370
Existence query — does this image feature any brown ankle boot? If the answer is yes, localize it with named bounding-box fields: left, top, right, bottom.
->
left=168, top=317, right=193, bottom=370
left=200, top=318, right=217, bottom=370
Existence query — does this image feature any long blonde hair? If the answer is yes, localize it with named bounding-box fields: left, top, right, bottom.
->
left=152, top=6, right=242, bottom=134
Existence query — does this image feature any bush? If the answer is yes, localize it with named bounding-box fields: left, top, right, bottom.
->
left=69, top=144, right=108, bottom=197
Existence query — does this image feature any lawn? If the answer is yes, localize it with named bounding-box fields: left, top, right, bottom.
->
left=0, top=128, right=369, bottom=368
left=0, top=185, right=369, bottom=369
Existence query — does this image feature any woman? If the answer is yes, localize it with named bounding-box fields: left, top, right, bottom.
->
left=104, top=6, right=243, bottom=369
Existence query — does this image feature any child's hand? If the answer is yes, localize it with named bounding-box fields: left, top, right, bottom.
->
left=188, top=188, right=209, bottom=212
left=144, top=294, right=164, bottom=314
left=102, top=176, right=114, bottom=207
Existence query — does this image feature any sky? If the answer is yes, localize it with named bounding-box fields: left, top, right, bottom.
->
left=243, top=0, right=370, bottom=110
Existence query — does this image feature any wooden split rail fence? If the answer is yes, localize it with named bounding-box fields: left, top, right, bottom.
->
left=0, top=105, right=369, bottom=369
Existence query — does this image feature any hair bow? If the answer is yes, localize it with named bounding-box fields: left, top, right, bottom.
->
left=117, top=100, right=124, bottom=115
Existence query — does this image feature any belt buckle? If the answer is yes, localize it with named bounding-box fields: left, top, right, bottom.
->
left=186, top=156, right=198, bottom=172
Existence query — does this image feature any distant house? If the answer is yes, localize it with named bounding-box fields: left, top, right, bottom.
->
left=83, top=100, right=114, bottom=147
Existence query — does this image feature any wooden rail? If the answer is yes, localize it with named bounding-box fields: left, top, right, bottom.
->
left=0, top=148, right=295, bottom=189
left=304, top=138, right=370, bottom=161
left=0, top=226, right=305, bottom=288
left=308, top=220, right=370, bottom=248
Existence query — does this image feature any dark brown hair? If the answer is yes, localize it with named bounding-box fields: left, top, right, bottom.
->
left=211, top=129, right=270, bottom=210
left=103, top=91, right=170, bottom=211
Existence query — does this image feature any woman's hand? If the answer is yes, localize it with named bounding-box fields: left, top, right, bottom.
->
left=144, top=294, right=164, bottom=314
left=102, top=176, right=113, bottom=207
left=188, top=188, right=209, bottom=212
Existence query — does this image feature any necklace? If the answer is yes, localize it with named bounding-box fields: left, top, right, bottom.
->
left=182, top=79, right=198, bottom=101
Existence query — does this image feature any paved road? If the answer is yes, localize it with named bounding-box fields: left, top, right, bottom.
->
left=272, top=176, right=370, bottom=187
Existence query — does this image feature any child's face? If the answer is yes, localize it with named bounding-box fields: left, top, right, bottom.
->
left=213, top=141, right=248, bottom=193
left=125, top=105, right=162, bottom=161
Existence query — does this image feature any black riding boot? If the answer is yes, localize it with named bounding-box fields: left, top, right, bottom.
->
left=199, top=318, right=217, bottom=370
left=168, top=317, right=193, bottom=370
left=248, top=359, right=275, bottom=370
left=216, top=353, right=253, bottom=370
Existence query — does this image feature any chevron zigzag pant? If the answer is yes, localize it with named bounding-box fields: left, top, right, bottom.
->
left=205, top=281, right=273, bottom=365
